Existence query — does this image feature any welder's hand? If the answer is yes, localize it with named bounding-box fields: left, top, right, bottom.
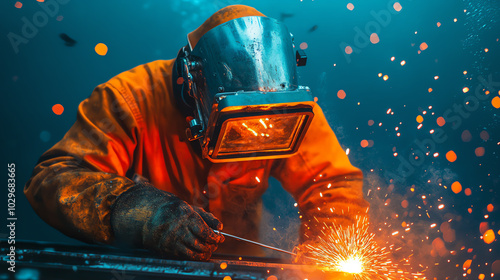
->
left=142, top=200, right=225, bottom=261
left=111, top=183, right=224, bottom=261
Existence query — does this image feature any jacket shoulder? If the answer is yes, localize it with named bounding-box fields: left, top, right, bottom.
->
left=102, top=59, right=177, bottom=130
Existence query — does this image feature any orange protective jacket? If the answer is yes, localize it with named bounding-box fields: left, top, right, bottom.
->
left=24, top=7, right=369, bottom=256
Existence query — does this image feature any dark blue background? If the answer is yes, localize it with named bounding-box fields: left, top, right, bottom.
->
left=1, top=0, right=499, bottom=279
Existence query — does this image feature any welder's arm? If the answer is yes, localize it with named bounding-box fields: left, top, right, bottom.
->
left=24, top=82, right=224, bottom=260
left=271, top=105, right=369, bottom=243
left=23, top=83, right=140, bottom=244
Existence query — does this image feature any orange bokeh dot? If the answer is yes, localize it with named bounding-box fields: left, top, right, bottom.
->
left=475, top=147, right=485, bottom=157
left=483, top=229, right=495, bottom=244
left=52, top=104, right=64, bottom=115
left=462, top=87, right=469, bottom=93
left=345, top=46, right=353, bottom=54
left=347, top=3, right=354, bottom=10
left=487, top=204, right=494, bottom=212
left=461, top=130, right=472, bottom=142
left=220, top=262, right=227, bottom=270
left=436, top=117, right=446, bottom=126
left=401, top=200, right=409, bottom=208
left=428, top=88, right=433, bottom=93
left=95, top=43, right=108, bottom=56
left=492, top=96, right=500, bottom=108
left=463, top=259, right=472, bottom=270
left=267, top=276, right=278, bottom=280
left=337, top=89, right=346, bottom=99
left=480, top=222, right=489, bottom=235
left=299, top=42, right=308, bottom=50
left=223, top=276, right=232, bottom=280
left=480, top=130, right=489, bottom=141
left=368, top=120, right=374, bottom=126
left=416, top=115, right=424, bottom=123
left=360, top=140, right=369, bottom=148
left=464, top=188, right=471, bottom=196
left=393, top=2, right=402, bottom=12
left=15, top=1, right=22, bottom=8
left=437, top=22, right=441, bottom=27
left=446, top=150, right=457, bottom=162
left=468, top=208, right=472, bottom=214
left=451, top=181, right=462, bottom=194
left=420, top=42, right=428, bottom=51
left=370, top=33, right=380, bottom=44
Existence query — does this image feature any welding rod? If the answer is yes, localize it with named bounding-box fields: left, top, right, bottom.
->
left=214, top=230, right=297, bottom=256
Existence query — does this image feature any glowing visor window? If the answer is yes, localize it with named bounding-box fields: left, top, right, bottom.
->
left=218, top=115, right=305, bottom=155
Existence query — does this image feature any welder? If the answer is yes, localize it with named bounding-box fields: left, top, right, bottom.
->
left=24, top=5, right=369, bottom=261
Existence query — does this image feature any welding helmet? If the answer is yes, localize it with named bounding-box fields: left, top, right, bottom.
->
left=173, top=6, right=314, bottom=163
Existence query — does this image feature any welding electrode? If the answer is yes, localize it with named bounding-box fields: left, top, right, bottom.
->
left=214, top=230, right=296, bottom=256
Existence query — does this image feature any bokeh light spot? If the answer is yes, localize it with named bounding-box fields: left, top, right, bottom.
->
left=223, top=276, right=232, bottom=280
left=436, top=116, right=446, bottom=126
left=451, top=181, right=462, bottom=194
left=446, top=150, right=457, bottom=162
left=367, top=140, right=374, bottom=147
left=437, top=22, right=441, bottom=27
left=299, top=42, right=308, bottom=50
left=368, top=120, right=374, bottom=126
left=347, top=3, right=354, bottom=10
left=52, top=104, right=64, bottom=115
left=345, top=46, right=353, bottom=54
left=393, top=2, right=402, bottom=12
left=15, top=1, right=22, bottom=8
left=420, top=42, right=428, bottom=51
left=267, top=276, right=278, bottom=280
left=337, top=89, right=346, bottom=99
left=428, top=88, right=433, bottom=93
left=475, top=147, right=485, bottom=157
left=487, top=204, right=494, bottom=212
left=480, top=130, right=489, bottom=141
left=483, top=229, right=495, bottom=244
left=220, top=262, right=227, bottom=270
left=401, top=200, right=409, bottom=208
left=480, top=222, right=490, bottom=234
left=370, top=33, right=380, bottom=44
left=95, top=43, right=108, bottom=56
left=416, top=115, right=424, bottom=123
left=463, top=259, right=472, bottom=270
left=383, top=75, right=389, bottom=81
left=461, top=130, right=472, bottom=142
left=462, top=87, right=469, bottom=93
left=464, top=188, right=471, bottom=196
left=492, top=96, right=500, bottom=108
left=360, top=140, right=369, bottom=148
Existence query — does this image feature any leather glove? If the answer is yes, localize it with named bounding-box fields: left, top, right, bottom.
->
left=111, top=183, right=224, bottom=261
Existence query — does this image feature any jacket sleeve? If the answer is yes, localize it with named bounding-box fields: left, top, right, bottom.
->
left=24, top=82, right=142, bottom=244
left=271, top=105, right=369, bottom=242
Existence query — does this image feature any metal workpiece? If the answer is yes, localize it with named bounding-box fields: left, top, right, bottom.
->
left=0, top=240, right=353, bottom=280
